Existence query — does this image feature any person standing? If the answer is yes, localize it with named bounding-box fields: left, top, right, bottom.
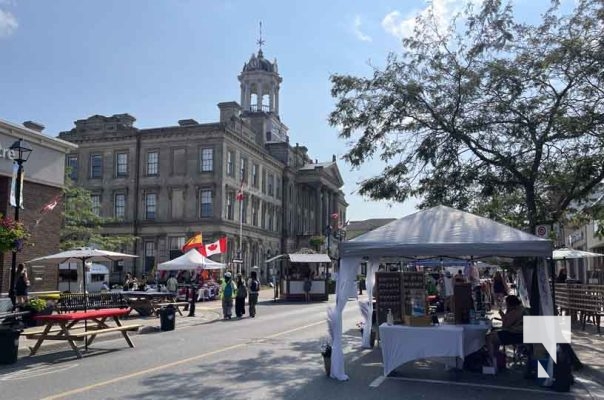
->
left=235, top=274, right=247, bottom=318
left=221, top=272, right=236, bottom=320
left=166, top=274, right=178, bottom=295
left=248, top=270, right=260, bottom=318
left=303, top=274, right=312, bottom=303
left=15, top=263, right=29, bottom=304
left=493, top=271, right=509, bottom=310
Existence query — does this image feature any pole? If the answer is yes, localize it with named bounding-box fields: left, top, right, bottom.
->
left=239, top=197, right=243, bottom=275
left=8, top=162, right=23, bottom=306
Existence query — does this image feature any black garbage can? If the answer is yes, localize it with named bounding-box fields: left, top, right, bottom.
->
left=159, top=305, right=176, bottom=331
left=0, top=326, right=21, bottom=364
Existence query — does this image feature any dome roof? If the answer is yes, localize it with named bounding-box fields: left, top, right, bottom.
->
left=242, top=50, right=278, bottom=73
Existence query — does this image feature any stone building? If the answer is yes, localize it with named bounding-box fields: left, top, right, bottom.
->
left=0, top=119, right=77, bottom=294
left=58, top=48, right=347, bottom=283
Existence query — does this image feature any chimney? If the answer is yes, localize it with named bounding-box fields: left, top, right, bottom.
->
left=332, top=154, right=336, bottom=162
left=23, top=121, right=45, bottom=132
left=218, top=102, right=241, bottom=123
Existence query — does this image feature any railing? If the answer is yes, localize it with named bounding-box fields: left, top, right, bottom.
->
left=57, top=292, right=129, bottom=313
left=555, top=283, right=604, bottom=333
left=248, top=104, right=270, bottom=113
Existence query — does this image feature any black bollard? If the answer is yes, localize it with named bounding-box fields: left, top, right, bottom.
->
left=188, top=285, right=196, bottom=317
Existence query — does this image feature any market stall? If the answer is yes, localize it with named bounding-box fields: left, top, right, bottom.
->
left=265, top=252, right=332, bottom=301
left=330, top=205, right=553, bottom=381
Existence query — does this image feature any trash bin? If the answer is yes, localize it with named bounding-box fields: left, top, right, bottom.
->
left=159, top=305, right=175, bottom=331
left=0, top=325, right=21, bottom=364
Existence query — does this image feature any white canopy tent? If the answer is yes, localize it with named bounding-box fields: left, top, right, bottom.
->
left=330, top=205, right=553, bottom=381
left=157, top=250, right=226, bottom=271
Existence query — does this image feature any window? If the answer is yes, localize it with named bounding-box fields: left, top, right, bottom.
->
left=268, top=206, right=274, bottom=231
left=91, top=194, right=101, bottom=216
left=252, top=198, right=259, bottom=226
left=145, top=193, right=157, bottom=220
left=240, top=157, right=247, bottom=183
left=268, top=174, right=274, bottom=196
left=67, top=155, right=78, bottom=181
left=276, top=179, right=281, bottom=199
left=144, top=241, right=155, bottom=273
left=200, top=148, right=214, bottom=172
left=115, top=152, right=128, bottom=177
left=226, top=150, right=234, bottom=176
left=172, top=148, right=186, bottom=176
left=252, top=164, right=259, bottom=188
left=262, top=170, right=267, bottom=194
left=114, top=193, right=126, bottom=219
left=200, top=189, right=213, bottom=217
left=147, top=151, right=159, bottom=176
left=241, top=197, right=248, bottom=224
left=90, top=154, right=102, bottom=179
left=171, top=188, right=184, bottom=219
left=226, top=190, right=235, bottom=220
left=169, top=237, right=185, bottom=259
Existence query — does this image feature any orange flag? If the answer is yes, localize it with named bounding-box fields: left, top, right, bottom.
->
left=182, top=232, right=203, bottom=253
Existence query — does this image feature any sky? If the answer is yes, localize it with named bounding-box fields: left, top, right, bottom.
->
left=0, top=0, right=567, bottom=221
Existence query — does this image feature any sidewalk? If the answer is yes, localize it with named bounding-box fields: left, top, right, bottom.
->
left=570, top=322, right=604, bottom=384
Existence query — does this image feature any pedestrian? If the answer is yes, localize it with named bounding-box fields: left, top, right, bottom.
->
left=221, top=271, right=236, bottom=320
left=124, top=273, right=134, bottom=291
left=15, top=263, right=30, bottom=304
left=166, top=274, right=178, bottom=295
left=492, top=271, right=509, bottom=310
left=248, top=270, right=260, bottom=318
left=303, top=274, right=312, bottom=303
left=235, top=274, right=247, bottom=318
left=556, top=267, right=568, bottom=283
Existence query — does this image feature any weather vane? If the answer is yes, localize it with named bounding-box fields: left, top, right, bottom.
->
left=257, top=21, right=265, bottom=51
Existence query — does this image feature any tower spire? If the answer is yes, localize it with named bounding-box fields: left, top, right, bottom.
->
left=257, top=21, right=265, bottom=55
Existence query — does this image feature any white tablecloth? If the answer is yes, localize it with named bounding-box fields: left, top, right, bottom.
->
left=379, top=323, right=489, bottom=376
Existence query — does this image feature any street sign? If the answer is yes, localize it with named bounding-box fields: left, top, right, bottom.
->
left=535, top=225, right=549, bottom=238
left=232, top=259, right=243, bottom=264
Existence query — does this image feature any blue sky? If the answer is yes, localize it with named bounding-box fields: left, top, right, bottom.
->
left=0, top=0, right=564, bottom=221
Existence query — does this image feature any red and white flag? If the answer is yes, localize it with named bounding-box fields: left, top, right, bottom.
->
left=40, top=194, right=62, bottom=214
left=204, top=237, right=227, bottom=257
left=235, top=179, right=245, bottom=201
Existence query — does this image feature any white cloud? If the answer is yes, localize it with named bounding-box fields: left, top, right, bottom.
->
left=382, top=0, right=479, bottom=40
left=0, top=8, right=17, bottom=38
left=353, top=15, right=372, bottom=42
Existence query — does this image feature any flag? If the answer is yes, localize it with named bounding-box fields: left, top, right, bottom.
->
left=40, top=194, right=62, bottom=214
left=182, top=232, right=203, bottom=253
left=204, top=237, right=227, bottom=257
left=9, top=163, right=24, bottom=209
left=236, top=179, right=245, bottom=201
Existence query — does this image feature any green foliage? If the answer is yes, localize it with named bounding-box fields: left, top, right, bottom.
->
left=26, top=297, right=47, bottom=312
left=329, top=0, right=604, bottom=231
left=309, top=236, right=325, bottom=251
left=60, top=173, right=136, bottom=251
left=0, top=214, right=30, bottom=252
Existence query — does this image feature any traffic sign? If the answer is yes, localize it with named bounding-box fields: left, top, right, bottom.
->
left=535, top=225, right=549, bottom=238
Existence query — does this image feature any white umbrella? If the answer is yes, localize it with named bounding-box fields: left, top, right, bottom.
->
left=552, top=248, right=603, bottom=260
left=157, top=250, right=226, bottom=271
left=27, top=247, right=138, bottom=301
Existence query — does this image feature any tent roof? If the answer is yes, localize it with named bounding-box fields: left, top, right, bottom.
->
left=264, top=253, right=331, bottom=264
left=340, top=205, right=552, bottom=258
left=157, top=250, right=226, bottom=271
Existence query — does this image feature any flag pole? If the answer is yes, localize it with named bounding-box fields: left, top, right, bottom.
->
left=239, top=196, right=243, bottom=275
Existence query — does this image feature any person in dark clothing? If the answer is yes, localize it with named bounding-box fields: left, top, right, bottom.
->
left=235, top=274, right=247, bottom=318
left=15, top=263, right=29, bottom=304
left=248, top=270, right=260, bottom=318
left=556, top=268, right=568, bottom=283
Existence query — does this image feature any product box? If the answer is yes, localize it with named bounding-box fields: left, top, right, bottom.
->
left=403, top=315, right=432, bottom=326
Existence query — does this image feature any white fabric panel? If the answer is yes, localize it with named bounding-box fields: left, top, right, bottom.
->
left=157, top=250, right=225, bottom=271
left=288, top=253, right=332, bottom=263
left=379, top=323, right=489, bottom=376
left=361, top=259, right=379, bottom=348
left=340, top=206, right=552, bottom=258
left=330, top=257, right=360, bottom=381
left=537, top=259, right=554, bottom=316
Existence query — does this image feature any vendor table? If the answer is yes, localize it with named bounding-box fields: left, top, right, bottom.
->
left=26, top=308, right=141, bottom=358
left=121, top=292, right=181, bottom=317
left=379, top=323, right=489, bottom=376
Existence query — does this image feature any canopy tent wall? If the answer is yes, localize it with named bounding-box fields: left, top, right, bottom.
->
left=360, top=258, right=379, bottom=349
left=332, top=206, right=554, bottom=381
left=157, top=250, right=226, bottom=271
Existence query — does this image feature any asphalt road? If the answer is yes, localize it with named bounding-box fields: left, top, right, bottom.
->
left=0, top=296, right=599, bottom=400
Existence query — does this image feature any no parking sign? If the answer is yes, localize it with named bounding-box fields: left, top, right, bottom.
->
left=535, top=224, right=549, bottom=238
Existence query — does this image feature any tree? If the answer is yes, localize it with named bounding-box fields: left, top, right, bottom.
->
left=329, top=0, right=604, bottom=232
left=60, top=174, right=136, bottom=251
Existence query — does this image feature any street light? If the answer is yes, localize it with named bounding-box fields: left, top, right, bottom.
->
left=8, top=138, right=32, bottom=306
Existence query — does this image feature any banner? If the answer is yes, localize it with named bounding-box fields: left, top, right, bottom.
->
left=9, top=163, right=24, bottom=209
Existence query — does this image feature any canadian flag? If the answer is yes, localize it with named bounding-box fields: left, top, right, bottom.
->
left=40, top=194, right=62, bottom=214
left=235, top=179, right=245, bottom=201
left=204, top=237, right=228, bottom=256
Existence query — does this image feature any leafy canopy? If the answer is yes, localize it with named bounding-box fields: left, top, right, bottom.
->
left=330, top=0, right=604, bottom=231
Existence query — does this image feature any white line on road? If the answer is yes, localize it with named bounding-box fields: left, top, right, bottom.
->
left=369, top=375, right=386, bottom=387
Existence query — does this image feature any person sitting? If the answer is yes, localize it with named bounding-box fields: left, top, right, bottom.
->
left=486, top=295, right=525, bottom=363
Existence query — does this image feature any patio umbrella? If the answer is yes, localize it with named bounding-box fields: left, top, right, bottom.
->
left=27, top=247, right=138, bottom=309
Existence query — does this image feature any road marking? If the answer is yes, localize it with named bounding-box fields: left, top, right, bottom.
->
left=41, top=319, right=325, bottom=400
left=369, top=375, right=386, bottom=387
left=0, top=363, right=79, bottom=381
left=379, top=376, right=579, bottom=396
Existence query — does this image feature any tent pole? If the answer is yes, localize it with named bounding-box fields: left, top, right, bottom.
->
left=551, top=258, right=557, bottom=316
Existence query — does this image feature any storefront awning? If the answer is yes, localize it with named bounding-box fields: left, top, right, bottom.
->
left=288, top=253, right=331, bottom=263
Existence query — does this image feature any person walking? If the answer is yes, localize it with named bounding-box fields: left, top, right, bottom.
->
left=221, top=272, right=236, bottom=320
left=235, top=274, right=247, bottom=318
left=15, top=263, right=30, bottom=304
left=248, top=270, right=260, bottom=318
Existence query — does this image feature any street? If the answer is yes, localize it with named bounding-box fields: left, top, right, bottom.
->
left=0, top=294, right=600, bottom=400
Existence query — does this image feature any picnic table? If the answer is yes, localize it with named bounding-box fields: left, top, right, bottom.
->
left=25, top=308, right=141, bottom=358
left=121, top=291, right=188, bottom=317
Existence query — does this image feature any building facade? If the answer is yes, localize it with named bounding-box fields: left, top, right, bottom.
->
left=0, top=119, right=77, bottom=294
left=58, top=49, right=347, bottom=283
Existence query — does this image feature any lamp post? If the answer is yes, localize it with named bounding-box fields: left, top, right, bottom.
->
left=8, top=138, right=32, bottom=306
